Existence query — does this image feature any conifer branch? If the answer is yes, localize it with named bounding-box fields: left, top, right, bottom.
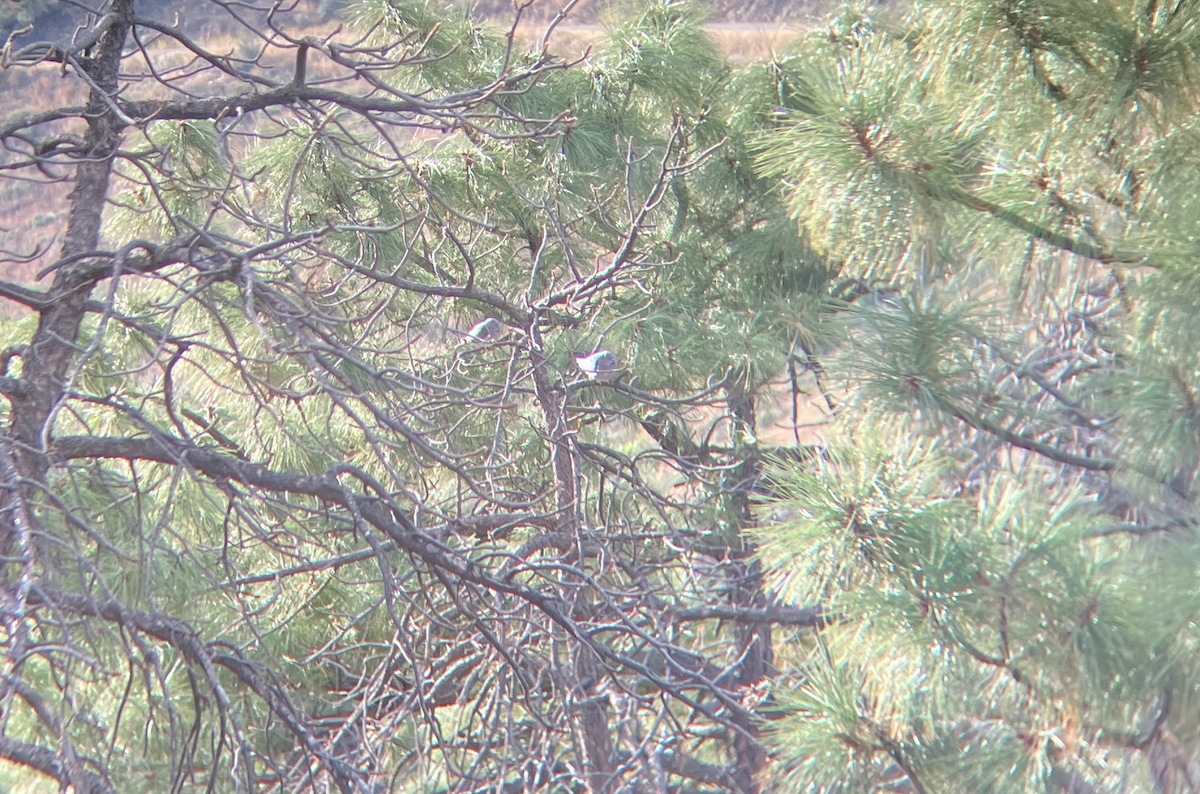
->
left=47, top=435, right=759, bottom=731
left=950, top=188, right=1143, bottom=266
left=0, top=736, right=119, bottom=794
left=21, top=586, right=364, bottom=794
left=938, top=398, right=1115, bottom=471
left=673, top=604, right=827, bottom=626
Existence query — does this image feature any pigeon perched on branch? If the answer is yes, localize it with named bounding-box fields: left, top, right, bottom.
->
left=466, top=317, right=503, bottom=343
left=575, top=349, right=621, bottom=382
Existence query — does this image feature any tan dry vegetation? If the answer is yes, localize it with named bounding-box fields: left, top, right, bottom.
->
left=756, top=370, right=834, bottom=446
left=470, top=0, right=818, bottom=23
left=0, top=63, right=85, bottom=286
left=704, top=21, right=805, bottom=59
left=0, top=10, right=805, bottom=288
left=510, top=21, right=803, bottom=60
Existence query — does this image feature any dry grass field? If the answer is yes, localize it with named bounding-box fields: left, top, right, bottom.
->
left=471, top=0, right=816, bottom=22
left=0, top=3, right=808, bottom=286
left=517, top=20, right=803, bottom=59
left=0, top=63, right=86, bottom=284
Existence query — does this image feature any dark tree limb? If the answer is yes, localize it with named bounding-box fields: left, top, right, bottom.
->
left=0, top=735, right=119, bottom=794
left=673, top=604, right=826, bottom=627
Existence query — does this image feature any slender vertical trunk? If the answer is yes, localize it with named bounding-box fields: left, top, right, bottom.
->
left=529, top=336, right=613, bottom=792
left=12, top=3, right=130, bottom=464
left=3, top=2, right=130, bottom=552
left=726, top=370, right=770, bottom=794
left=0, top=9, right=130, bottom=792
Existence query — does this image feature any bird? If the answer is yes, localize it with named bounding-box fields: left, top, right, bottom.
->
left=465, top=317, right=503, bottom=343
left=575, top=349, right=621, bottom=382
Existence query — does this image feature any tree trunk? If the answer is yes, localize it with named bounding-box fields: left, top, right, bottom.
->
left=725, top=369, right=770, bottom=794
left=4, top=2, right=130, bottom=559
left=530, top=334, right=614, bottom=792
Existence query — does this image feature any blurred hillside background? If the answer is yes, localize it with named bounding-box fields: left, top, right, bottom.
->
left=1, top=0, right=810, bottom=38
left=0, top=0, right=811, bottom=286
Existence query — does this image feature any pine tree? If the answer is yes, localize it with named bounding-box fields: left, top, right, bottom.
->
left=0, top=1, right=828, bottom=793
left=753, top=1, right=1200, bottom=791
left=9, top=0, right=1191, bottom=790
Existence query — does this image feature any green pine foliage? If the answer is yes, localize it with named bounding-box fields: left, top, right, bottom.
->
left=3, top=2, right=831, bottom=792
left=8, top=0, right=1200, bottom=790
left=753, top=0, right=1200, bottom=790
